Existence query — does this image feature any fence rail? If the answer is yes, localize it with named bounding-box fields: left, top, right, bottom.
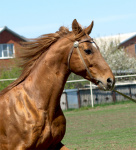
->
left=0, top=78, right=17, bottom=82
left=1, top=75, right=136, bottom=110
left=0, top=74, right=136, bottom=82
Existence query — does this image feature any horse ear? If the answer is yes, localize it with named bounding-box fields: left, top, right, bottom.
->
left=72, top=19, right=83, bottom=35
left=85, top=21, right=94, bottom=35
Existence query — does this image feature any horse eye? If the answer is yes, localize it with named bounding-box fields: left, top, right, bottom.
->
left=84, top=49, right=92, bottom=55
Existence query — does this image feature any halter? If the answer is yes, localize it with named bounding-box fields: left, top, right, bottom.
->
left=68, top=37, right=97, bottom=81
left=67, top=38, right=136, bottom=103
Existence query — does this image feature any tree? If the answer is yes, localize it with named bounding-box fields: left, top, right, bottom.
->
left=95, top=38, right=136, bottom=74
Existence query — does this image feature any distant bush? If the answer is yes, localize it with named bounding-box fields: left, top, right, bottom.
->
left=64, top=73, right=89, bottom=89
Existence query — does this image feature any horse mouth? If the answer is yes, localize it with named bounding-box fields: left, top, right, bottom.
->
left=92, top=79, right=113, bottom=91
left=96, top=81, right=107, bottom=90
left=94, top=80, right=106, bottom=90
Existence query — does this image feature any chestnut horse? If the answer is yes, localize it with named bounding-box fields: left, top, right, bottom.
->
left=0, top=19, right=115, bottom=150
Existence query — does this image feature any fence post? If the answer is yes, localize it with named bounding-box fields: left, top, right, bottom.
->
left=90, top=82, right=94, bottom=107
left=77, top=90, right=81, bottom=108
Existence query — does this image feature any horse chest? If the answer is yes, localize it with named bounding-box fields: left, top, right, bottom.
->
left=36, top=112, right=66, bottom=149
left=0, top=89, right=67, bottom=150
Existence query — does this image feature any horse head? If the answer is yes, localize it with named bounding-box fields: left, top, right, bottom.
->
left=68, top=19, right=115, bottom=90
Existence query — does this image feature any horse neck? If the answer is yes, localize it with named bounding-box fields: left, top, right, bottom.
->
left=24, top=38, right=71, bottom=112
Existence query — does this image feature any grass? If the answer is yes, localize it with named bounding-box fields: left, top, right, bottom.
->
left=62, top=101, right=136, bottom=150
left=0, top=66, right=21, bottom=91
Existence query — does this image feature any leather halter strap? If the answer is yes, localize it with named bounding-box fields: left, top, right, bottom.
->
left=67, top=38, right=136, bottom=103
left=68, top=37, right=96, bottom=80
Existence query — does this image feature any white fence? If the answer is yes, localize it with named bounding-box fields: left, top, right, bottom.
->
left=0, top=74, right=136, bottom=82
left=0, top=75, right=136, bottom=110
left=0, top=78, right=17, bottom=82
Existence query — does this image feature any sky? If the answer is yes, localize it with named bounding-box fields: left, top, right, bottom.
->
left=1, top=0, right=136, bottom=39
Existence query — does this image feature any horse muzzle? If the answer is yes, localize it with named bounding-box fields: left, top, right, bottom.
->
left=95, top=77, right=115, bottom=91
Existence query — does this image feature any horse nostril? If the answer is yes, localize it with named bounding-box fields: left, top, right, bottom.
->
left=107, top=78, right=113, bottom=84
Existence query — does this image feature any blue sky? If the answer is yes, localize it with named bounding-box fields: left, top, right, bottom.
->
left=1, top=0, right=136, bottom=38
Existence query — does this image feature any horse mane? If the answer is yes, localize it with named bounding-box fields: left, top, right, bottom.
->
left=0, top=26, right=85, bottom=95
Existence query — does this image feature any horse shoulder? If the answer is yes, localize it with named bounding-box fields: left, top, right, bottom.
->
left=0, top=85, right=51, bottom=149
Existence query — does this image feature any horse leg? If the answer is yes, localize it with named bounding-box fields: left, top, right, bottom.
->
left=59, top=145, right=70, bottom=150
left=59, top=143, right=70, bottom=150
left=49, top=142, right=70, bottom=150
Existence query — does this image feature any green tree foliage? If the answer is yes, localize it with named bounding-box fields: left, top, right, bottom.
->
left=65, top=73, right=89, bottom=89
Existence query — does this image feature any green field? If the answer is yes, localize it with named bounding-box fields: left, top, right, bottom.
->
left=62, top=102, right=136, bottom=150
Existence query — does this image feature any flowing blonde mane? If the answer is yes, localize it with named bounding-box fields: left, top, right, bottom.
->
left=0, top=26, right=85, bottom=95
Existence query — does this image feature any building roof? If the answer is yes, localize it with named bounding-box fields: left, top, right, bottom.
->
left=94, top=32, right=136, bottom=50
left=95, top=32, right=136, bottom=43
left=119, top=34, right=136, bottom=46
left=0, top=26, right=27, bottom=41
